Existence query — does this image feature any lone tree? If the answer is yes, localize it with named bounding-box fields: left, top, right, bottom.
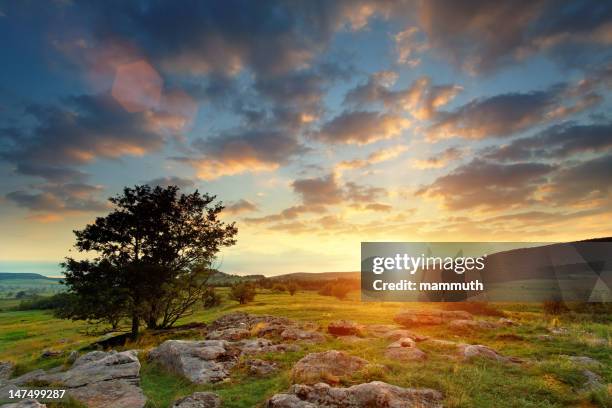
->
left=60, top=185, right=237, bottom=337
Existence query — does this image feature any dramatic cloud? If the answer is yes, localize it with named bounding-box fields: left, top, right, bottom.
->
left=5, top=183, right=108, bottom=220
left=224, top=199, right=258, bottom=215
left=0, top=94, right=169, bottom=181
left=314, top=111, right=410, bottom=145
left=145, top=176, right=195, bottom=189
left=484, top=121, right=612, bottom=162
left=179, top=128, right=307, bottom=180
left=292, top=174, right=345, bottom=206
left=336, top=144, right=408, bottom=172
left=411, top=147, right=464, bottom=169
left=418, top=159, right=555, bottom=210
left=545, top=154, right=612, bottom=205
left=394, top=26, right=428, bottom=66
left=344, top=74, right=461, bottom=120
left=427, top=81, right=602, bottom=141
left=417, top=0, right=612, bottom=74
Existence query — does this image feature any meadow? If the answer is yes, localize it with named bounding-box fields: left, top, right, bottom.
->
left=0, top=289, right=610, bottom=408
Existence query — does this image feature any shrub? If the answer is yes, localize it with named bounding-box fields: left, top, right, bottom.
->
left=17, top=293, right=72, bottom=311
left=229, top=283, right=256, bottom=304
left=272, top=283, right=286, bottom=293
left=202, top=287, right=222, bottom=308
left=331, top=283, right=351, bottom=300
left=543, top=300, right=569, bottom=315
left=318, top=283, right=333, bottom=296
left=287, top=282, right=298, bottom=296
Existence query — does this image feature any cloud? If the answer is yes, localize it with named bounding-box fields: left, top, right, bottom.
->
left=225, top=199, right=258, bottom=215
left=344, top=74, right=461, bottom=120
left=394, top=26, right=428, bottom=66
left=0, top=93, right=170, bottom=181
left=545, top=154, right=612, bottom=205
left=416, top=0, right=612, bottom=74
left=292, top=174, right=345, bottom=206
left=483, top=121, right=612, bottom=162
left=145, top=176, right=195, bottom=189
left=417, top=159, right=555, bottom=210
left=411, top=147, right=464, bottom=169
left=5, top=182, right=108, bottom=220
left=426, top=80, right=602, bottom=140
left=177, top=128, right=307, bottom=180
left=336, top=144, right=408, bottom=172
left=314, top=111, right=410, bottom=145
left=244, top=204, right=326, bottom=224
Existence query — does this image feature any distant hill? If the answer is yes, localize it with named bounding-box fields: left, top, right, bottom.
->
left=0, top=272, right=62, bottom=282
left=209, top=271, right=265, bottom=285
left=270, top=271, right=360, bottom=281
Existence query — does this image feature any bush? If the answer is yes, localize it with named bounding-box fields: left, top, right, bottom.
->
left=331, top=283, right=351, bottom=300
left=543, top=300, right=569, bottom=315
left=229, top=283, right=256, bottom=305
left=17, top=293, right=72, bottom=311
left=272, top=283, right=286, bottom=293
left=202, top=287, right=222, bottom=308
left=318, top=283, right=333, bottom=296
left=287, top=282, right=298, bottom=296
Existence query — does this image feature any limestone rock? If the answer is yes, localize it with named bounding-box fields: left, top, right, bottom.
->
left=458, top=344, right=522, bottom=364
left=0, top=361, right=14, bottom=382
left=292, top=350, right=369, bottom=385
left=172, top=392, right=221, bottom=408
left=386, top=337, right=427, bottom=362
left=246, top=359, right=278, bottom=376
left=206, top=328, right=251, bottom=341
left=383, top=329, right=429, bottom=342
left=267, top=381, right=444, bottom=408
left=148, top=340, right=236, bottom=384
left=281, top=328, right=325, bottom=343
left=1, top=400, right=47, bottom=408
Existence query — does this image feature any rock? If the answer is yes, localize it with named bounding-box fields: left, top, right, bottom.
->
left=566, top=356, right=602, bottom=367
left=366, top=324, right=401, bottom=337
left=427, top=339, right=461, bottom=348
left=148, top=340, right=236, bottom=384
left=208, top=312, right=295, bottom=338
left=386, top=337, right=426, bottom=361
left=172, top=392, right=221, bottom=408
left=0, top=361, right=14, bottom=382
left=67, top=351, right=79, bottom=364
left=41, top=350, right=62, bottom=358
left=582, top=369, right=603, bottom=390
left=281, top=328, right=325, bottom=343
left=1, top=400, right=46, bottom=408
left=266, top=381, right=444, bottom=408
left=394, top=310, right=472, bottom=327
left=327, top=320, right=361, bottom=336
left=238, top=338, right=299, bottom=354
left=458, top=344, right=522, bottom=364
left=292, top=350, right=369, bottom=385
left=206, top=328, right=251, bottom=341
left=68, top=379, right=146, bottom=408
left=11, top=370, right=48, bottom=386
left=497, top=318, right=517, bottom=326
left=246, top=359, right=278, bottom=376
left=548, top=327, right=569, bottom=335
left=449, top=319, right=497, bottom=330
left=383, top=329, right=429, bottom=342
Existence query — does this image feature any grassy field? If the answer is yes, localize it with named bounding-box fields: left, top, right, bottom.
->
left=0, top=289, right=610, bottom=407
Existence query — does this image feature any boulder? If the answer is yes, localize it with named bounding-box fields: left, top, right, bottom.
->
left=66, top=351, right=79, bottom=364
left=238, top=338, right=300, bottom=354
left=0, top=361, right=14, bottom=382
left=394, top=310, right=472, bottom=327
left=292, top=351, right=369, bottom=385
left=172, top=392, right=221, bottom=408
left=208, top=312, right=295, bottom=337
left=1, top=400, right=46, bottom=408
left=281, top=328, right=325, bottom=343
left=449, top=319, right=497, bottom=331
left=458, top=344, right=522, bottom=364
left=267, top=381, right=444, bottom=408
left=386, top=337, right=427, bottom=362
left=148, top=340, right=236, bottom=384
left=206, top=328, right=251, bottom=341
left=383, top=330, right=429, bottom=342
left=327, top=320, right=361, bottom=336
left=68, top=379, right=146, bottom=408
left=246, top=359, right=278, bottom=376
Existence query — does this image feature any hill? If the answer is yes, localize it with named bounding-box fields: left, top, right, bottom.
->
left=0, top=272, right=61, bottom=281
left=270, top=271, right=360, bottom=281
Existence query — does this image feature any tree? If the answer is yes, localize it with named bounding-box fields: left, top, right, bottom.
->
left=61, top=185, right=237, bottom=337
left=287, top=282, right=298, bottom=296
left=229, top=282, right=256, bottom=304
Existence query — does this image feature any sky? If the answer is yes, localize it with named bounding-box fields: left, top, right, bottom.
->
left=0, top=0, right=611, bottom=277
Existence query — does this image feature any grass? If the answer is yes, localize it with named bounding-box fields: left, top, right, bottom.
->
left=0, top=289, right=610, bottom=407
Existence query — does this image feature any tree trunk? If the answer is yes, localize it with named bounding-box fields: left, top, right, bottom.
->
left=131, top=314, right=140, bottom=339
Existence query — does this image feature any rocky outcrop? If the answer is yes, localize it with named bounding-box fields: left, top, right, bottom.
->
left=206, top=328, right=251, bottom=341
left=327, top=320, right=361, bottom=336
left=394, top=310, right=472, bottom=327
left=148, top=340, right=237, bottom=384
left=208, top=312, right=295, bottom=338
left=246, top=359, right=278, bottom=376
left=172, top=392, right=221, bottom=408
left=292, top=351, right=369, bottom=385
left=266, top=381, right=444, bottom=408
